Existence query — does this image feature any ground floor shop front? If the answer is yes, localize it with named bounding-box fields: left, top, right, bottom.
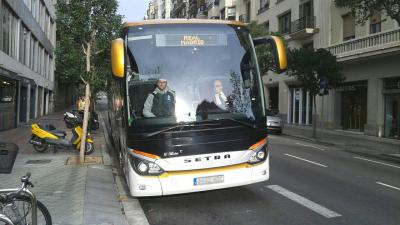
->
left=0, top=67, right=53, bottom=131
left=264, top=56, right=400, bottom=140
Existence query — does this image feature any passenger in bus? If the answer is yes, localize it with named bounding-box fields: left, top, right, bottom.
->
left=143, top=78, right=176, bottom=118
left=213, top=80, right=227, bottom=110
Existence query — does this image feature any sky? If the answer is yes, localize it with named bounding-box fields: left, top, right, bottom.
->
left=117, top=0, right=150, bottom=22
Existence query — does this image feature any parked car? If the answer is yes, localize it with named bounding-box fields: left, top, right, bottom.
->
left=267, top=110, right=283, bottom=134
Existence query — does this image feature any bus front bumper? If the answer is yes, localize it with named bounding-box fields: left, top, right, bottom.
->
left=127, top=157, right=269, bottom=197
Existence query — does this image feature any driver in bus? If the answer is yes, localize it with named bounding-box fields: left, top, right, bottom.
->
left=143, top=78, right=176, bottom=118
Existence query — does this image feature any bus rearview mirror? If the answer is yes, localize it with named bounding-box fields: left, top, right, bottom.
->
left=111, top=38, right=125, bottom=78
left=253, top=36, right=287, bottom=73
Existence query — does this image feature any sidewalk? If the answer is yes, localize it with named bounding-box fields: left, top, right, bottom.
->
left=283, top=124, right=400, bottom=162
left=0, top=110, right=129, bottom=225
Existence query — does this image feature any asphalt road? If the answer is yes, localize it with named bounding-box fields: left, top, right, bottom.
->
left=137, top=135, right=400, bottom=225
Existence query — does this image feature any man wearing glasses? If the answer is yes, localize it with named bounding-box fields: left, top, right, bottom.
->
left=143, top=78, right=176, bottom=118
left=213, top=80, right=227, bottom=110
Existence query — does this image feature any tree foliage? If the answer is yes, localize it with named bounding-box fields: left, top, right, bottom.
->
left=55, top=0, right=122, bottom=93
left=246, top=22, right=284, bottom=75
left=287, top=48, right=344, bottom=96
left=335, top=0, right=400, bottom=25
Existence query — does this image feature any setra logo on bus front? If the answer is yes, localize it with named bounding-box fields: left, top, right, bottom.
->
left=184, top=154, right=231, bottom=163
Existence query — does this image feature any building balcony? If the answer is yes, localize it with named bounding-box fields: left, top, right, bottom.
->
left=239, top=14, right=250, bottom=23
left=289, top=16, right=318, bottom=39
left=327, top=28, right=400, bottom=62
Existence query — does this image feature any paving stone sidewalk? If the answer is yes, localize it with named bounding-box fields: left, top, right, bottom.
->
left=0, top=109, right=129, bottom=225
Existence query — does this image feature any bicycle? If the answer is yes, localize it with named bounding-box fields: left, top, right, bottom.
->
left=0, top=213, right=14, bottom=225
left=0, top=173, right=52, bottom=225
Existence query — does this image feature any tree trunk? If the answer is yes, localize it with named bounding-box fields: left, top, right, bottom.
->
left=79, top=42, right=91, bottom=163
left=312, top=94, right=317, bottom=138
left=79, top=83, right=90, bottom=163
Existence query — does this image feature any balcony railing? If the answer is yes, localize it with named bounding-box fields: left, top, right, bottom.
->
left=327, top=28, right=400, bottom=58
left=290, top=16, right=315, bottom=34
left=239, top=14, right=250, bottom=23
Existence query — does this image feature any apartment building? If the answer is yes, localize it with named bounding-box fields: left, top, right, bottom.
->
left=0, top=0, right=56, bottom=131
left=147, top=1, right=156, bottom=20
left=253, top=0, right=400, bottom=139
left=147, top=0, right=173, bottom=19
left=146, top=0, right=207, bottom=19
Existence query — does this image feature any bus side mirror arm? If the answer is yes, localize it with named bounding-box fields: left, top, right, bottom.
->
left=253, top=36, right=287, bottom=74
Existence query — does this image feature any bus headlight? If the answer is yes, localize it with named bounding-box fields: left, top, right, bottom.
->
left=129, top=156, right=164, bottom=176
left=248, top=146, right=269, bottom=164
left=137, top=161, right=149, bottom=173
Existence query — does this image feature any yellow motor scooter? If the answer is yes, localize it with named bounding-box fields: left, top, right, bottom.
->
left=29, top=123, right=94, bottom=155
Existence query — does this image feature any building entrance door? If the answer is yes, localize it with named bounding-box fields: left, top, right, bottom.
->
left=384, top=94, right=400, bottom=139
left=340, top=81, right=367, bottom=131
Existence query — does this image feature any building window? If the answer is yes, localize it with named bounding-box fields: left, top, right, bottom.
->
left=227, top=7, right=236, bottom=20
left=342, top=14, right=355, bottom=41
left=32, top=0, right=37, bottom=19
left=30, top=35, right=37, bottom=71
left=370, top=11, right=381, bottom=34
left=1, top=2, right=11, bottom=54
left=0, top=2, right=18, bottom=59
left=23, top=0, right=32, bottom=10
left=220, top=7, right=225, bottom=20
left=370, top=22, right=381, bottom=34
left=264, top=21, right=270, bottom=33
left=19, top=24, right=29, bottom=65
left=259, top=0, right=270, bottom=14
left=278, top=11, right=291, bottom=34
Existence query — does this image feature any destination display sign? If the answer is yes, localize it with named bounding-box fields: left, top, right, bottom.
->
left=155, top=34, right=228, bottom=47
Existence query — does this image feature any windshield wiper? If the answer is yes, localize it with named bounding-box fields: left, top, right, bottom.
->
left=144, top=124, right=192, bottom=139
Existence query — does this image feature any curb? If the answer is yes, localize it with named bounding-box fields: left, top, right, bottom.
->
left=99, top=112, right=150, bottom=225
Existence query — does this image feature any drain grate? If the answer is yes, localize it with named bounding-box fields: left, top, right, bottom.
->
left=26, top=159, right=52, bottom=164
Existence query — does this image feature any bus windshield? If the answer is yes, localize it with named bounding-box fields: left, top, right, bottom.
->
left=126, top=24, right=265, bottom=128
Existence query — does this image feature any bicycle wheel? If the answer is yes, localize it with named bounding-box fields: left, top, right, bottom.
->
left=0, top=213, right=15, bottom=225
left=2, top=195, right=52, bottom=225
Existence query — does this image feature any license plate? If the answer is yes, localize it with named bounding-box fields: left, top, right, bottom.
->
left=193, top=175, right=224, bottom=186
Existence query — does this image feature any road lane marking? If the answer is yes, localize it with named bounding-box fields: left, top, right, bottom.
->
left=284, top=154, right=328, bottom=168
left=267, top=185, right=342, bottom=218
left=376, top=182, right=400, bottom=191
left=295, top=142, right=325, bottom=151
left=353, top=157, right=400, bottom=169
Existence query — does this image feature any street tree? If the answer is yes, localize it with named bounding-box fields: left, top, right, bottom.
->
left=287, top=48, right=345, bottom=138
left=56, top=0, right=122, bottom=163
left=335, top=0, right=400, bottom=25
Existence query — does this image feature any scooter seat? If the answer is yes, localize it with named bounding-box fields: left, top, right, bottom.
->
left=38, top=124, right=66, bottom=137
left=51, top=130, right=67, bottom=137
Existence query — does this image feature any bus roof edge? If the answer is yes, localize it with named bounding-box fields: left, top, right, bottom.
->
left=123, top=19, right=246, bottom=28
